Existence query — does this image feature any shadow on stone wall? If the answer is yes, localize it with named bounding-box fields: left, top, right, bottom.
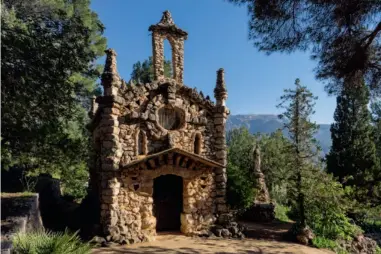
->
left=34, top=174, right=101, bottom=238
left=1, top=194, right=44, bottom=253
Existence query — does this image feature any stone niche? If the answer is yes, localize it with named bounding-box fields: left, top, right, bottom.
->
left=88, top=10, right=230, bottom=244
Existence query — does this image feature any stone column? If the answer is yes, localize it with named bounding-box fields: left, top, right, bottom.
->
left=171, top=38, right=185, bottom=84
left=213, top=68, right=229, bottom=214
left=102, top=49, right=121, bottom=96
left=152, top=32, right=165, bottom=81
left=98, top=48, right=124, bottom=238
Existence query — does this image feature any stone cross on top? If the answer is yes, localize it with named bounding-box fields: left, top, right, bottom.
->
left=149, top=10, right=188, bottom=83
left=158, top=10, right=174, bottom=26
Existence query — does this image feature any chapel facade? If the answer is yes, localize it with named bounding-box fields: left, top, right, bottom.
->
left=88, top=11, right=230, bottom=243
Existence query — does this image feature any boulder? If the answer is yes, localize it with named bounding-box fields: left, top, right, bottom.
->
left=350, top=235, right=377, bottom=254
left=295, top=226, right=314, bottom=245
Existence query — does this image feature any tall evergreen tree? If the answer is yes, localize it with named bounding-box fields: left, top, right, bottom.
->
left=327, top=81, right=380, bottom=204
left=277, top=78, right=320, bottom=228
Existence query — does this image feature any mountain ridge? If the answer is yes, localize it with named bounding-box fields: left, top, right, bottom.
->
left=226, top=114, right=332, bottom=154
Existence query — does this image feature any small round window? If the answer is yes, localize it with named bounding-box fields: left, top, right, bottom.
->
left=157, top=106, right=184, bottom=130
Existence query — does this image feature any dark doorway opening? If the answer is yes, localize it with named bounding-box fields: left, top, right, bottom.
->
left=153, top=174, right=183, bottom=231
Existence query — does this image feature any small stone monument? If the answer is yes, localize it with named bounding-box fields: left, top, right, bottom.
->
left=252, top=144, right=270, bottom=203
left=241, top=144, right=275, bottom=222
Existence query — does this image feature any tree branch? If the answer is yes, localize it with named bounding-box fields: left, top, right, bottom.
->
left=363, top=21, right=381, bottom=49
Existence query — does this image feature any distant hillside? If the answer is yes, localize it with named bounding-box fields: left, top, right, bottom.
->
left=226, top=114, right=332, bottom=155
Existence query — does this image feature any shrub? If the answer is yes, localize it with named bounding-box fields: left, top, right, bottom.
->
left=286, top=167, right=362, bottom=243
left=301, top=168, right=362, bottom=241
left=275, top=204, right=291, bottom=222
left=312, top=237, right=339, bottom=250
left=226, top=128, right=257, bottom=210
left=227, top=163, right=256, bottom=210
left=350, top=205, right=381, bottom=234
left=12, top=229, right=91, bottom=254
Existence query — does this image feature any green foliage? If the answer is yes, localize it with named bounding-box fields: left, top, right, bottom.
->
left=60, top=162, right=89, bottom=200
left=226, top=163, right=256, bottom=210
left=286, top=165, right=361, bottom=241
left=351, top=205, right=381, bottom=235
left=327, top=82, right=381, bottom=205
left=226, top=126, right=299, bottom=210
left=253, top=130, right=294, bottom=204
left=228, top=0, right=381, bottom=95
left=130, top=56, right=172, bottom=83
left=277, top=78, right=320, bottom=227
left=12, top=229, right=91, bottom=254
left=274, top=204, right=291, bottom=222
left=371, top=100, right=381, bottom=163
left=1, top=0, right=106, bottom=198
left=312, top=237, right=339, bottom=250
left=226, top=127, right=256, bottom=209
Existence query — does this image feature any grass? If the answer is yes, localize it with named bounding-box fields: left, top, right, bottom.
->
left=12, top=229, right=91, bottom=254
left=312, top=237, right=338, bottom=249
left=0, top=192, right=35, bottom=198
left=312, top=237, right=350, bottom=253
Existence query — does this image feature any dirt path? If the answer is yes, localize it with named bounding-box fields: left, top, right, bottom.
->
left=91, top=234, right=333, bottom=254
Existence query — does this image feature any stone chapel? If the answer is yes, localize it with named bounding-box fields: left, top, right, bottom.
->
left=88, top=11, right=230, bottom=244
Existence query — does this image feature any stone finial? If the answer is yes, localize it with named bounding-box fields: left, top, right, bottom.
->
left=214, top=68, right=228, bottom=106
left=89, top=95, right=98, bottom=118
left=103, top=49, right=118, bottom=75
left=158, top=10, right=175, bottom=26
left=102, top=48, right=121, bottom=96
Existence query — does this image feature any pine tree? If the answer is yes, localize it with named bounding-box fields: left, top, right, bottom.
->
left=277, top=78, right=320, bottom=228
left=228, top=0, right=381, bottom=95
left=327, top=81, right=380, bottom=204
left=130, top=57, right=172, bottom=84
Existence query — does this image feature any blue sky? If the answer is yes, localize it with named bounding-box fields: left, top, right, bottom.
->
left=91, top=0, right=336, bottom=124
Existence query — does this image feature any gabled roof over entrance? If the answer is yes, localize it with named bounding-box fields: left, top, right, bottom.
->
left=121, top=148, right=223, bottom=170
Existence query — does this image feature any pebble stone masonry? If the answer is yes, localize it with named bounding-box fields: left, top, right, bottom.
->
left=88, top=11, right=230, bottom=244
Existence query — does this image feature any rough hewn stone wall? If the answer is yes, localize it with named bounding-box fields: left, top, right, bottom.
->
left=97, top=164, right=216, bottom=244
left=91, top=76, right=225, bottom=243
left=89, top=11, right=230, bottom=245
left=115, top=80, right=216, bottom=167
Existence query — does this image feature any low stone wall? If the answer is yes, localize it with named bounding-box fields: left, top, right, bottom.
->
left=1, top=193, right=44, bottom=253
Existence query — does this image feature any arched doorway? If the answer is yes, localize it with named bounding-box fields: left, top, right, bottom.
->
left=153, top=174, right=183, bottom=231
